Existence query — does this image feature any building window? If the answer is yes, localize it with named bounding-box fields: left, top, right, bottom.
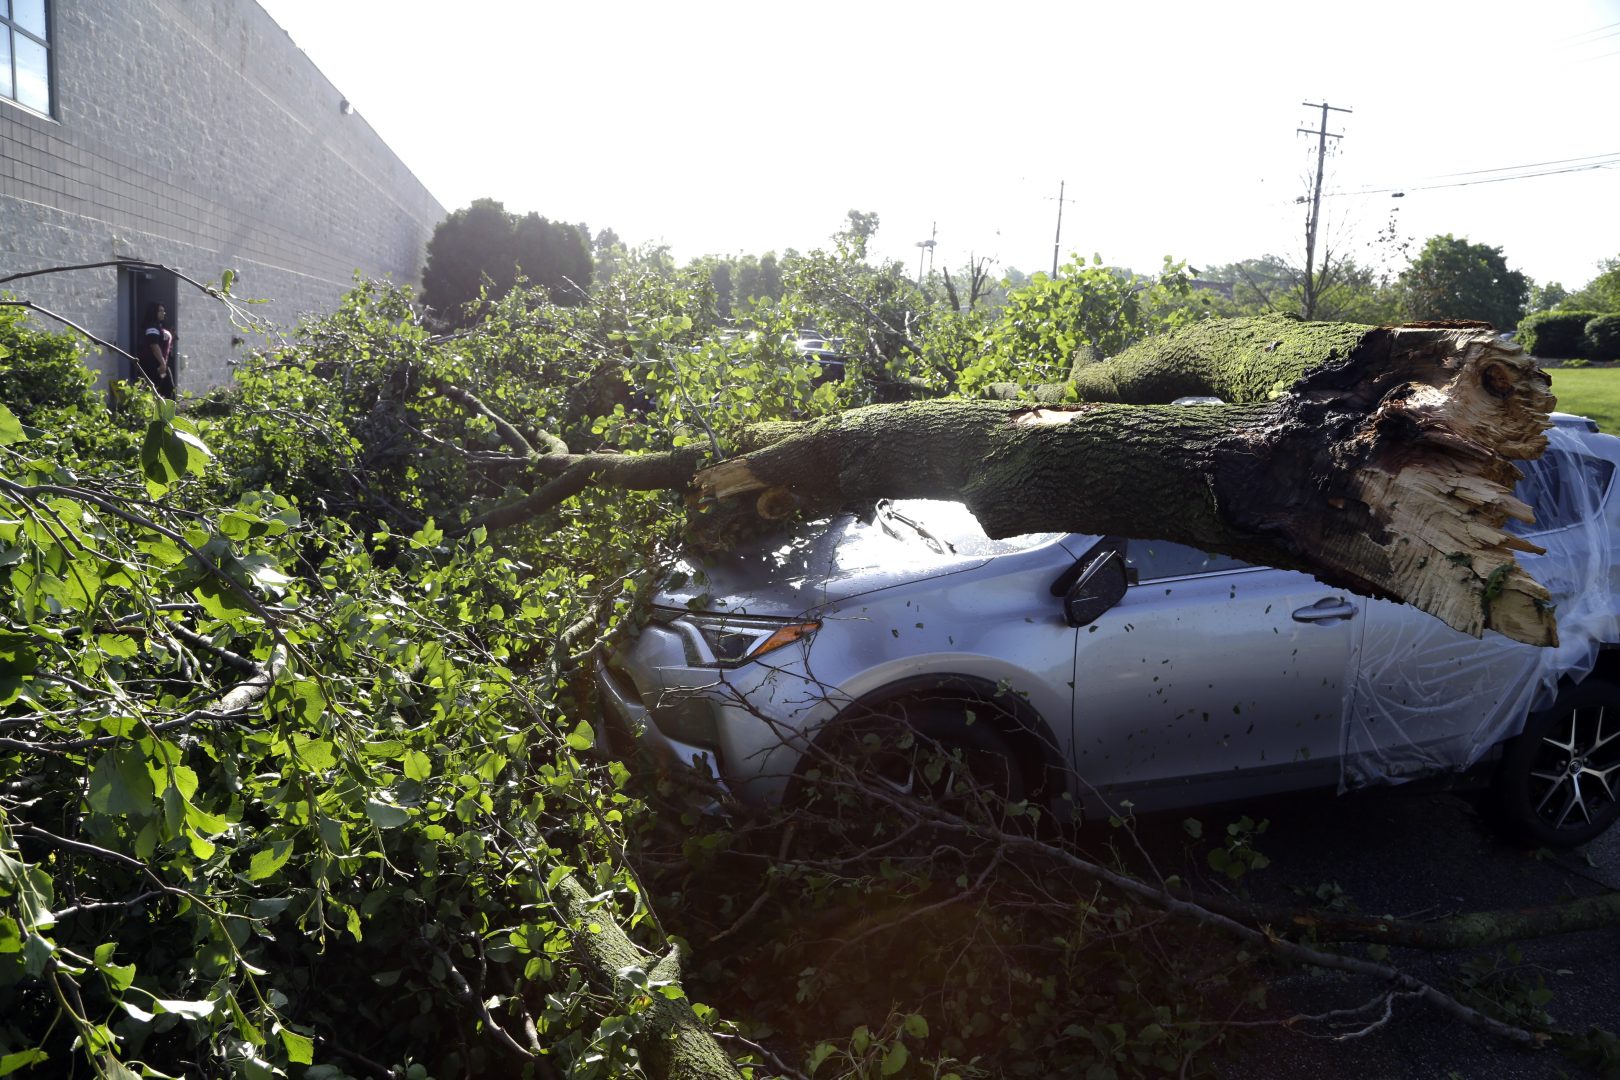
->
left=1, top=0, right=51, bottom=115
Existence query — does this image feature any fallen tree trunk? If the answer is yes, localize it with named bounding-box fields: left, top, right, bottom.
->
left=696, top=316, right=1556, bottom=645
left=460, top=315, right=1556, bottom=645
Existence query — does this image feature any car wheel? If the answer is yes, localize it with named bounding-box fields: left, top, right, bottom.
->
left=794, top=703, right=1030, bottom=841
left=1492, top=677, right=1620, bottom=849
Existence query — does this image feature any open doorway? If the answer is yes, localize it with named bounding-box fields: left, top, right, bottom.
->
left=116, top=266, right=179, bottom=392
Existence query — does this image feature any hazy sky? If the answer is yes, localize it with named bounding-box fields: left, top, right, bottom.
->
left=256, top=0, right=1620, bottom=289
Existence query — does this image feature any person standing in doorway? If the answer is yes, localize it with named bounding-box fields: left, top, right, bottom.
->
left=139, top=302, right=176, bottom=398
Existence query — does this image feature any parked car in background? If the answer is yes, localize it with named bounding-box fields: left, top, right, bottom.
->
left=599, top=416, right=1620, bottom=847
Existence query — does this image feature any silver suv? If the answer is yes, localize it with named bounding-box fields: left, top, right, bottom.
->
left=599, top=416, right=1620, bottom=847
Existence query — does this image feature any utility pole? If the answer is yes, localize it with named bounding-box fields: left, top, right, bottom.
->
left=1051, top=179, right=1066, bottom=276
left=1297, top=101, right=1351, bottom=319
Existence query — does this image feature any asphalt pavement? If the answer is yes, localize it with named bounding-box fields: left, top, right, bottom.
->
left=1132, top=785, right=1620, bottom=1079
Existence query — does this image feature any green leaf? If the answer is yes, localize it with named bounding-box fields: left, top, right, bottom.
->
left=403, top=749, right=432, bottom=782
left=194, top=577, right=255, bottom=623
left=364, top=799, right=409, bottom=829
left=565, top=718, right=595, bottom=751
left=95, top=634, right=140, bottom=659
left=21, top=934, right=53, bottom=978
left=86, top=750, right=156, bottom=818
left=881, top=1042, right=909, bottom=1076
left=120, top=1000, right=155, bottom=1023
left=806, top=1043, right=834, bottom=1076
left=99, top=959, right=136, bottom=993
left=292, top=736, right=336, bottom=772
left=98, top=1057, right=141, bottom=1080
left=903, top=1013, right=929, bottom=1039
left=239, top=554, right=293, bottom=589
left=153, top=997, right=216, bottom=1020
left=247, top=840, right=294, bottom=881
left=0, top=847, right=53, bottom=932
left=0, top=405, right=24, bottom=447
left=0, top=1050, right=48, bottom=1076
left=286, top=680, right=325, bottom=724
left=140, top=421, right=183, bottom=493
left=137, top=536, right=186, bottom=566
left=279, top=1028, right=314, bottom=1065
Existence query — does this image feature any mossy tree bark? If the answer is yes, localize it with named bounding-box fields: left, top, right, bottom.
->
left=698, top=316, right=1557, bottom=645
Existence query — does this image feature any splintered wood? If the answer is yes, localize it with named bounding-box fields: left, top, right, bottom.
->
left=1340, top=328, right=1557, bottom=645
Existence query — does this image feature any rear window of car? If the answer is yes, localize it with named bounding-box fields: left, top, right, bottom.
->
left=1508, top=450, right=1616, bottom=535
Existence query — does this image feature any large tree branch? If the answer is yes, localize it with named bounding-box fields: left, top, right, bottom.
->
left=695, top=318, right=1557, bottom=645
left=553, top=872, right=744, bottom=1079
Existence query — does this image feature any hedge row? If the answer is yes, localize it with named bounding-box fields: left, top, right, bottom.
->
left=1517, top=310, right=1620, bottom=361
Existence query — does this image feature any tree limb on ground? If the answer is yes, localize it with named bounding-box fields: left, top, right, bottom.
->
left=1181, top=885, right=1620, bottom=952
left=553, top=872, right=745, bottom=1079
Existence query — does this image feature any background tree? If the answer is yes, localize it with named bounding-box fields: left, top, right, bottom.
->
left=1201, top=254, right=1397, bottom=324
left=834, top=208, right=881, bottom=257
left=732, top=252, right=784, bottom=306
left=1527, top=280, right=1570, bottom=314
left=591, top=226, right=628, bottom=282
left=1396, top=234, right=1529, bottom=329
left=1564, top=255, right=1620, bottom=313
left=421, top=197, right=592, bottom=324
left=512, top=211, right=592, bottom=302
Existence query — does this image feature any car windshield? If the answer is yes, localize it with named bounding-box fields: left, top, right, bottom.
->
left=874, top=499, right=1064, bottom=556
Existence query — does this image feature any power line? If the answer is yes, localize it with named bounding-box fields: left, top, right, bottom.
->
left=1555, top=19, right=1620, bottom=43
left=1429, top=150, right=1620, bottom=179
left=1321, top=156, right=1620, bottom=199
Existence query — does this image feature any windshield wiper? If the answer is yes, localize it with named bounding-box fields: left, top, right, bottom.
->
left=874, top=499, right=955, bottom=555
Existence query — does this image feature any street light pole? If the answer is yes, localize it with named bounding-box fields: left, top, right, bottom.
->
left=914, top=222, right=937, bottom=284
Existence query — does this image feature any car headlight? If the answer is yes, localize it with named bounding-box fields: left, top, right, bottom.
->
left=689, top=615, right=820, bottom=667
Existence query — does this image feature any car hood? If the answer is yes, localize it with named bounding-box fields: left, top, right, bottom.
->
left=655, top=502, right=1012, bottom=616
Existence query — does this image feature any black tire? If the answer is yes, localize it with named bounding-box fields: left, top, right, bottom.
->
left=1492, top=677, right=1620, bottom=849
left=790, top=700, right=1031, bottom=841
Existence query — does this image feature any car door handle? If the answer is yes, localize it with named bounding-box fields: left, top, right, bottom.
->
left=1292, top=598, right=1357, bottom=623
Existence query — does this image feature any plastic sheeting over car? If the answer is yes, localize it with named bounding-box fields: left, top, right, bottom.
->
left=1342, top=425, right=1620, bottom=790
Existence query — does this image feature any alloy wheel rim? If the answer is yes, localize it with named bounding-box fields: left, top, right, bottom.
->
left=1528, top=703, right=1620, bottom=831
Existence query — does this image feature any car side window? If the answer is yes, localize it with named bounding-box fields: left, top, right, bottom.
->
left=1508, top=451, right=1616, bottom=535
left=1125, top=540, right=1249, bottom=582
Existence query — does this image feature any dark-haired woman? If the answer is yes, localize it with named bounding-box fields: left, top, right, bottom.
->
left=139, top=302, right=175, bottom=398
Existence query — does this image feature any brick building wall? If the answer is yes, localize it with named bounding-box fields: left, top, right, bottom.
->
left=0, top=0, right=444, bottom=389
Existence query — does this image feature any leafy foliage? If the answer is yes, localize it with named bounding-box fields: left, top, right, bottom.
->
left=0, top=305, right=99, bottom=423
left=957, top=255, right=1198, bottom=394
left=1396, top=234, right=1529, bottom=330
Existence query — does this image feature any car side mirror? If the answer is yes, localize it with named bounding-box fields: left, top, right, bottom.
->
left=1063, top=549, right=1128, bottom=627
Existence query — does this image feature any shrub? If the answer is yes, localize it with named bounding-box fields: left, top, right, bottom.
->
left=0, top=302, right=97, bottom=422
left=1517, top=310, right=1607, bottom=359
left=1585, top=315, right=1620, bottom=362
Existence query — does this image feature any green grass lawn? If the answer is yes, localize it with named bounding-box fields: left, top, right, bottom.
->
left=1547, top=366, right=1620, bottom=433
